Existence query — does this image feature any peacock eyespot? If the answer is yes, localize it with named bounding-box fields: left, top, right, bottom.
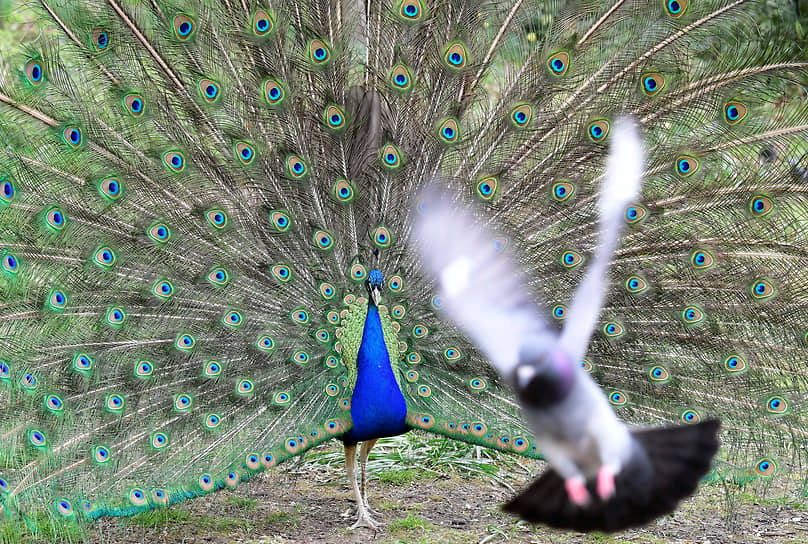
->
left=603, top=322, right=624, bottom=337
left=580, top=359, right=593, bottom=372
left=609, top=391, right=627, bottom=405
left=152, top=489, right=168, bottom=503
left=547, top=51, right=569, bottom=75
left=332, top=179, right=355, bottom=203
left=222, top=310, right=243, bottom=328
left=390, top=64, right=413, bottom=91
left=129, top=489, right=147, bottom=506
left=691, top=249, right=714, bottom=269
left=1, top=251, right=19, bottom=275
left=309, top=39, right=331, bottom=65
left=207, top=267, right=229, bottom=286
left=263, top=79, right=286, bottom=105
left=641, top=73, right=665, bottom=96
left=174, top=393, right=193, bottom=411
left=587, top=119, right=610, bottom=142
left=749, top=195, right=774, bottom=217
left=325, top=105, right=346, bottom=130
left=398, top=0, right=424, bottom=21
left=475, top=176, right=498, bottom=200
left=21, top=372, right=37, bottom=390
left=93, top=445, right=110, bottom=464
left=552, top=181, right=575, bottom=202
left=625, top=275, right=648, bottom=294
left=105, top=307, right=125, bottom=328
left=755, top=458, right=777, bottom=477
left=313, top=230, right=334, bottom=250
left=381, top=144, right=402, bottom=169
left=28, top=429, right=46, bottom=447
left=252, top=10, right=274, bottom=36
left=682, top=305, right=705, bottom=324
left=272, top=264, right=292, bottom=282
left=25, top=60, right=44, bottom=85
left=510, top=103, right=533, bottom=128
left=175, top=333, right=195, bottom=350
left=680, top=409, right=700, bottom=423
left=63, top=126, right=83, bottom=148
left=665, top=0, right=689, bottom=18
left=226, top=471, right=240, bottom=487
left=235, top=141, right=255, bottom=164
left=55, top=499, right=73, bottom=517
left=1, top=177, right=15, bottom=204
left=256, top=335, right=274, bottom=352
left=469, top=378, right=486, bottom=390
left=751, top=279, right=776, bottom=300
left=205, top=413, right=221, bottom=429
left=766, top=396, right=788, bottom=414
left=723, top=354, right=747, bottom=373
left=148, top=223, right=171, bottom=244
left=152, top=279, right=174, bottom=299
left=205, top=209, right=228, bottom=229
left=99, top=177, right=122, bottom=201
left=93, top=29, right=110, bottom=51
left=444, top=42, right=469, bottom=69
left=552, top=305, right=566, bottom=319
left=92, top=247, right=117, bottom=269
left=437, top=118, right=460, bottom=144
left=74, top=353, right=93, bottom=372
left=675, top=155, right=700, bottom=177
left=286, top=155, right=308, bottom=179
left=45, top=394, right=64, bottom=413
left=123, top=94, right=145, bottom=116
left=163, top=151, right=186, bottom=172
left=724, top=101, right=747, bottom=125
left=319, top=282, right=336, bottom=299
left=105, top=393, right=125, bottom=412
left=291, top=308, right=309, bottom=324
left=560, top=250, right=583, bottom=268
left=625, top=204, right=648, bottom=224
left=173, top=14, right=196, bottom=40
left=443, top=347, right=461, bottom=360
left=135, top=360, right=154, bottom=378
left=372, top=226, right=392, bottom=248
left=48, top=289, right=68, bottom=310
left=350, top=263, right=367, bottom=281
left=649, top=365, right=669, bottom=382
left=203, top=360, right=222, bottom=377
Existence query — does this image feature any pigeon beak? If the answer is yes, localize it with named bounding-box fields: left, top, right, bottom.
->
left=370, top=285, right=382, bottom=306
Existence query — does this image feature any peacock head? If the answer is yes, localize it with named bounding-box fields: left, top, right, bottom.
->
left=367, top=269, right=384, bottom=306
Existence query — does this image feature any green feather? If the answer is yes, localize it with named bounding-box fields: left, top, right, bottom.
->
left=0, top=0, right=806, bottom=537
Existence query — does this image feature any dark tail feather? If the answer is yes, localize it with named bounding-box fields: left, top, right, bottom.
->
left=502, top=419, right=720, bottom=533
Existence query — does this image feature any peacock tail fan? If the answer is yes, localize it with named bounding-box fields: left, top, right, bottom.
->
left=0, top=0, right=806, bottom=537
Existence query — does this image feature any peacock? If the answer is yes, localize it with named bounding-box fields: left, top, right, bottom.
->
left=0, top=0, right=807, bottom=538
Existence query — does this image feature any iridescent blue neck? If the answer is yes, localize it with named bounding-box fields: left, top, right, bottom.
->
left=341, top=301, right=408, bottom=444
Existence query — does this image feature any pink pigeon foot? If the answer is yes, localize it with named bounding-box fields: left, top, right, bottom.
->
left=564, top=476, right=590, bottom=506
left=597, top=465, right=616, bottom=501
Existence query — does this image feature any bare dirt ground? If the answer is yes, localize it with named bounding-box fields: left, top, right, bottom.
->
left=81, top=449, right=808, bottom=544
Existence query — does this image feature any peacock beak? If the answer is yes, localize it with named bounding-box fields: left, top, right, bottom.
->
left=370, top=285, right=382, bottom=306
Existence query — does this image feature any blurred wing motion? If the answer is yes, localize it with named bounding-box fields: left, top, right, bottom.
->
left=415, top=120, right=720, bottom=532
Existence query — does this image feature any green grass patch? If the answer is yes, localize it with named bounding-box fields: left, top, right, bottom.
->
left=227, top=496, right=259, bottom=510
left=378, top=468, right=421, bottom=485
left=389, top=513, right=429, bottom=531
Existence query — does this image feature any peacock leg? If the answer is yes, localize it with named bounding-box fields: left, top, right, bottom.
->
left=359, top=438, right=379, bottom=514
left=345, top=443, right=379, bottom=530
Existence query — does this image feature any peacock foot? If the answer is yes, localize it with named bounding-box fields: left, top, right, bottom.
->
left=349, top=505, right=381, bottom=530
left=362, top=501, right=382, bottom=517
